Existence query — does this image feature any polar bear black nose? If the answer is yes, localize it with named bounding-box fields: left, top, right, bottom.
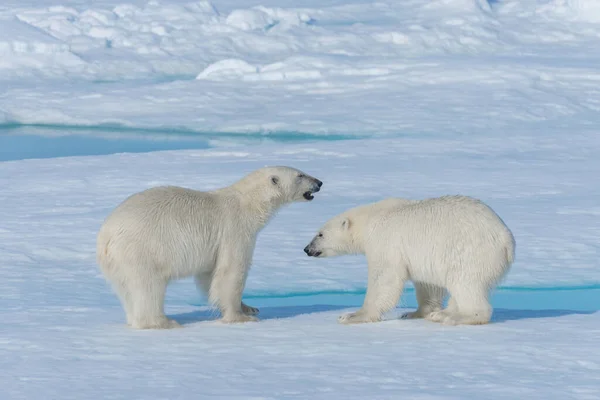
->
left=316, top=180, right=323, bottom=188
left=304, top=246, right=310, bottom=254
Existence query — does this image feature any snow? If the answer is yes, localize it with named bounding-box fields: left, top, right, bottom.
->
left=3, top=304, right=599, bottom=399
left=3, top=137, right=600, bottom=293
left=0, top=17, right=84, bottom=72
left=2, top=137, right=600, bottom=398
left=2, top=0, right=600, bottom=398
left=1, top=0, right=600, bottom=134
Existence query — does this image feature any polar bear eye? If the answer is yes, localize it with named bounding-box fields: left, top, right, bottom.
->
left=298, top=173, right=305, bottom=178
left=318, top=233, right=323, bottom=238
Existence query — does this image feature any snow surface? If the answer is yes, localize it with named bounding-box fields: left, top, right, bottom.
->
left=1, top=0, right=600, bottom=135
left=2, top=0, right=600, bottom=398
left=3, top=137, right=600, bottom=294
left=2, top=138, right=600, bottom=399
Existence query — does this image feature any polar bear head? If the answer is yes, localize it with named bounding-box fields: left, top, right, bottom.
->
left=304, top=198, right=416, bottom=257
left=236, top=166, right=323, bottom=205
left=267, top=166, right=323, bottom=203
left=303, top=213, right=355, bottom=258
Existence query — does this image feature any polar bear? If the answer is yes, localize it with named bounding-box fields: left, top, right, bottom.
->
left=97, top=166, right=323, bottom=329
left=304, top=196, right=515, bottom=326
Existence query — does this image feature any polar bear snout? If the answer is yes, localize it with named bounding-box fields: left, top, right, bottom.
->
left=303, top=233, right=324, bottom=256
left=302, top=178, right=323, bottom=201
left=303, top=245, right=322, bottom=257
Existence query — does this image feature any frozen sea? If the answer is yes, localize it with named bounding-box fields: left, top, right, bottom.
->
left=2, top=0, right=600, bottom=399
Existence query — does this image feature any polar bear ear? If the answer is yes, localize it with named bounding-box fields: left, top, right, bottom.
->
left=270, top=175, right=280, bottom=185
left=341, top=217, right=351, bottom=230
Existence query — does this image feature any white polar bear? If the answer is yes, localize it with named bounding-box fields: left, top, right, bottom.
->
left=97, top=166, right=323, bottom=329
left=304, top=196, right=515, bottom=326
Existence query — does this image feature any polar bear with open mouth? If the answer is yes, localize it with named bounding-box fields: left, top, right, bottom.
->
left=98, top=166, right=323, bottom=329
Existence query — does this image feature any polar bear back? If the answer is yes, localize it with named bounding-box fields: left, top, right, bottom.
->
left=365, top=195, right=515, bottom=287
left=97, top=186, right=231, bottom=277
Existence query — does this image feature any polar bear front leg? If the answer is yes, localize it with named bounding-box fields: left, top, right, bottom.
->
left=195, top=270, right=259, bottom=316
left=339, top=258, right=406, bottom=324
left=210, top=251, right=258, bottom=324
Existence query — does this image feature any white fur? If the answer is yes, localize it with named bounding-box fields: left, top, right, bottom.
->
left=97, top=166, right=322, bottom=329
left=304, top=195, right=515, bottom=326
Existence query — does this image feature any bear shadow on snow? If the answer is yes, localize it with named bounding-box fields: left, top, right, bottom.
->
left=490, top=308, right=595, bottom=323
left=170, top=304, right=350, bottom=325
left=168, top=305, right=594, bottom=326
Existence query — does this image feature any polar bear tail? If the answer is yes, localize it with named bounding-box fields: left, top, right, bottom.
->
left=503, top=229, right=516, bottom=266
left=96, top=222, right=114, bottom=269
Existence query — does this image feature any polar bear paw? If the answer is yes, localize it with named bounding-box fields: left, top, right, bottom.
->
left=241, top=302, right=260, bottom=316
left=338, top=310, right=381, bottom=324
left=427, top=310, right=462, bottom=325
left=428, top=310, right=490, bottom=325
left=130, top=317, right=182, bottom=330
left=402, top=306, right=443, bottom=320
left=400, top=305, right=442, bottom=319
left=220, top=312, right=259, bottom=324
left=427, top=310, right=450, bottom=322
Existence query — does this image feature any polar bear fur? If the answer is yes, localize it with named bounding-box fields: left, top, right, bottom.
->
left=304, top=196, right=515, bottom=326
left=97, top=166, right=322, bottom=329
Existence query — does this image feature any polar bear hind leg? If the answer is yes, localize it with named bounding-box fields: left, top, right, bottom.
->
left=425, top=295, right=458, bottom=322
left=109, top=279, right=136, bottom=326
left=429, top=284, right=492, bottom=326
left=125, top=271, right=181, bottom=329
left=401, top=282, right=445, bottom=320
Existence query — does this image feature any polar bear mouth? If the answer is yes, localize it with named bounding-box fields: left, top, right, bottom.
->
left=303, top=191, right=315, bottom=201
